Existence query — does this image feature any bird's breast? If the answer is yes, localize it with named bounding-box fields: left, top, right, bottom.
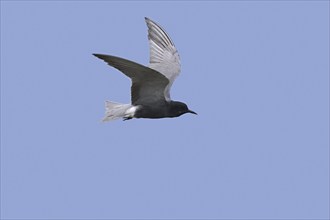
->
left=134, top=103, right=169, bottom=119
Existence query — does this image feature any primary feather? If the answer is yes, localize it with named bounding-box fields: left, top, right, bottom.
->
left=145, top=17, right=181, bottom=101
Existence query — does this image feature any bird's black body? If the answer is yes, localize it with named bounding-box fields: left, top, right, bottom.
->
left=94, top=18, right=196, bottom=122
left=133, top=101, right=196, bottom=119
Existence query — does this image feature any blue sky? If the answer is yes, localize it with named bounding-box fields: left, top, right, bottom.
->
left=1, top=1, right=329, bottom=219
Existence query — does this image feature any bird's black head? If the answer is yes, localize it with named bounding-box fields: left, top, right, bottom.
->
left=169, top=101, right=197, bottom=117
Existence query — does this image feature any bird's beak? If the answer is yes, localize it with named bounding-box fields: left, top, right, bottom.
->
left=188, top=110, right=197, bottom=115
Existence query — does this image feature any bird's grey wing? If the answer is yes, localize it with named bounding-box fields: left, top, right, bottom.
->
left=93, top=54, right=169, bottom=104
left=145, top=17, right=181, bottom=101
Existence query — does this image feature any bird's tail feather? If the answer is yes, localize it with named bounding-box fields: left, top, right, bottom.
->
left=102, top=101, right=134, bottom=122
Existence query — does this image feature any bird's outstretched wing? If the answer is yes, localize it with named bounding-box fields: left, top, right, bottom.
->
left=93, top=54, right=169, bottom=104
left=145, top=17, right=181, bottom=101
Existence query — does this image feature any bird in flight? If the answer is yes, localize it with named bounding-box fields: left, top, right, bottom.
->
left=93, top=17, right=196, bottom=121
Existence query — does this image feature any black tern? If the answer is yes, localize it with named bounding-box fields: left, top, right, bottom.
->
left=93, top=17, right=196, bottom=121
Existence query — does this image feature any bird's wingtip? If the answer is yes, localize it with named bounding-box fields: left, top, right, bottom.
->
left=93, top=53, right=103, bottom=58
left=145, top=17, right=153, bottom=24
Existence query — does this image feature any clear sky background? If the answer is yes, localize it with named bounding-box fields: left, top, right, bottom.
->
left=1, top=1, right=329, bottom=219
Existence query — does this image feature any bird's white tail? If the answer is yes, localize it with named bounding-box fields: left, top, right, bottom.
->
left=102, top=101, right=138, bottom=122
